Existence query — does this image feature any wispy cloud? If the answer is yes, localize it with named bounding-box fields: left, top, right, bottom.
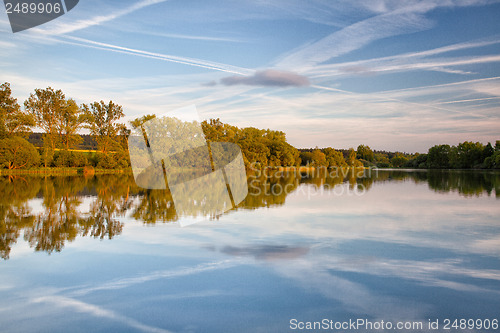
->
left=32, top=296, right=173, bottom=333
left=220, top=69, right=310, bottom=87
left=58, top=35, right=254, bottom=75
left=33, top=0, right=170, bottom=35
left=67, top=260, right=238, bottom=297
left=277, top=11, right=433, bottom=69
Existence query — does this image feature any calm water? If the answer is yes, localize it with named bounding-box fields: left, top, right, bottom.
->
left=0, top=170, right=499, bottom=332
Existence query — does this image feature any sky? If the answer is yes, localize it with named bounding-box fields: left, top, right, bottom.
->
left=1, top=0, right=500, bottom=152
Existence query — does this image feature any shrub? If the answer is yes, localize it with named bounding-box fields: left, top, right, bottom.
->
left=0, top=137, right=40, bottom=169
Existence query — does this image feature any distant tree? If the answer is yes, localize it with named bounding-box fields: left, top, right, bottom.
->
left=455, top=141, right=484, bottom=168
left=347, top=148, right=357, bottom=166
left=311, top=149, right=326, bottom=166
left=390, top=153, right=408, bottom=168
left=374, top=153, right=390, bottom=168
left=82, top=101, right=126, bottom=154
left=0, top=137, right=40, bottom=169
left=483, top=142, right=494, bottom=161
left=0, top=82, right=35, bottom=139
left=356, top=145, right=374, bottom=162
left=496, top=140, right=500, bottom=152
left=323, top=147, right=346, bottom=167
left=427, top=144, right=452, bottom=169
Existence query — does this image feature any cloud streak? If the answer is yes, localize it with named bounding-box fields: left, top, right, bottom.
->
left=33, top=0, right=170, bottom=35
left=220, top=69, right=310, bottom=87
left=58, top=35, right=254, bottom=75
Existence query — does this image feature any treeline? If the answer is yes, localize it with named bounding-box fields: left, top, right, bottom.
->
left=1, top=82, right=499, bottom=170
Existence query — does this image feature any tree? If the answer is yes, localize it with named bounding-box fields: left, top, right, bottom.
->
left=82, top=101, right=126, bottom=154
left=323, top=147, right=346, bottom=167
left=356, top=145, right=374, bottom=162
left=390, top=153, right=408, bottom=168
left=347, top=148, right=357, bottom=166
left=56, top=99, right=84, bottom=150
left=311, top=149, right=326, bottom=167
left=0, top=137, right=40, bottom=169
left=455, top=141, right=484, bottom=168
left=0, top=82, right=35, bottom=139
left=427, top=144, right=451, bottom=169
left=25, top=87, right=67, bottom=149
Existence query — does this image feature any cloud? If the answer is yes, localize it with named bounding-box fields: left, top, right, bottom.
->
left=32, top=296, right=172, bottom=333
left=220, top=69, right=310, bottom=87
left=219, top=244, right=310, bottom=261
left=58, top=35, right=254, bottom=75
left=33, top=0, right=170, bottom=35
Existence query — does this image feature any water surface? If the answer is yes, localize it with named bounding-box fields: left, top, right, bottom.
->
left=0, top=170, right=499, bottom=332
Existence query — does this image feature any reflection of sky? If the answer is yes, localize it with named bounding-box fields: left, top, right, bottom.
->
left=1, top=179, right=500, bottom=332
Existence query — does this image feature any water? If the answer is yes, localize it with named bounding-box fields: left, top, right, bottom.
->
left=0, top=170, right=499, bottom=332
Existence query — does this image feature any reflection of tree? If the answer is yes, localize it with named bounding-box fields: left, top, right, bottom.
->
left=79, top=175, right=135, bottom=239
left=0, top=176, right=39, bottom=259
left=2, top=170, right=498, bottom=260
left=131, top=189, right=178, bottom=223
left=24, top=176, right=84, bottom=253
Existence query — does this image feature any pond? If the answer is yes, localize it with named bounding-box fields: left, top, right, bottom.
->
left=0, top=170, right=499, bottom=332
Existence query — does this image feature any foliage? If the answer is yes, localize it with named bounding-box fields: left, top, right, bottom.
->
left=0, top=82, right=35, bottom=139
left=0, top=137, right=40, bottom=169
left=82, top=101, right=126, bottom=154
left=357, top=145, right=374, bottom=162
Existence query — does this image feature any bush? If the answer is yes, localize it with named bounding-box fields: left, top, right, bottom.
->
left=97, top=153, right=117, bottom=169
left=53, top=150, right=72, bottom=167
left=0, top=137, right=40, bottom=169
left=71, top=152, right=88, bottom=167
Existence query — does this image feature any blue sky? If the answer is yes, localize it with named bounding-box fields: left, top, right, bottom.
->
left=1, top=0, right=500, bottom=152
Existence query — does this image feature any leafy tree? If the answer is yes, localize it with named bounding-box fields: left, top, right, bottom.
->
left=0, top=82, right=35, bottom=139
left=357, top=144, right=374, bottom=162
left=57, top=99, right=84, bottom=150
left=427, top=144, right=451, bottom=169
left=311, top=149, right=326, bottom=166
left=390, top=153, right=408, bottom=168
left=24, top=87, right=66, bottom=150
left=374, top=153, right=390, bottom=168
left=0, top=137, right=40, bottom=169
left=347, top=148, right=357, bottom=166
left=483, top=142, right=494, bottom=161
left=82, top=101, right=126, bottom=154
left=454, top=141, right=484, bottom=168
left=323, top=147, right=346, bottom=167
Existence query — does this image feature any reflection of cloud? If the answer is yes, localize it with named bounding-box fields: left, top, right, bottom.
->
left=220, top=70, right=310, bottom=87
left=220, top=244, right=309, bottom=261
left=68, top=260, right=237, bottom=296
left=32, top=296, right=172, bottom=333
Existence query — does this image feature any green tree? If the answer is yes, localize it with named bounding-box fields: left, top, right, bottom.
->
left=390, top=153, right=408, bottom=168
left=0, top=82, right=35, bottom=139
left=455, top=141, right=484, bottom=168
left=0, top=137, right=40, bottom=169
left=311, top=149, right=326, bottom=167
left=427, top=144, right=451, bottom=169
left=347, top=148, right=357, bottom=166
left=57, top=99, right=84, bottom=150
left=323, top=147, right=346, bottom=167
left=24, top=87, right=68, bottom=166
left=82, top=101, right=126, bottom=154
left=356, top=145, right=374, bottom=162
